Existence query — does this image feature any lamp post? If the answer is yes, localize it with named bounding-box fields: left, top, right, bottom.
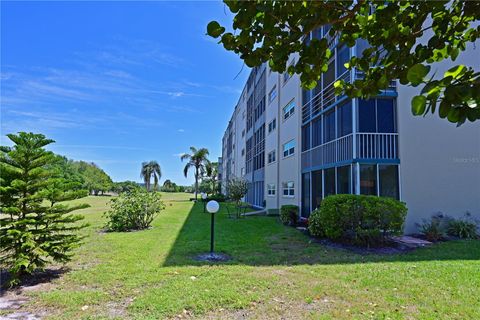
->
left=206, top=200, right=220, bottom=254
left=201, top=192, right=207, bottom=213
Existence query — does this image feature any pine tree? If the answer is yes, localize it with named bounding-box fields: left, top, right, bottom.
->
left=0, top=132, right=89, bottom=286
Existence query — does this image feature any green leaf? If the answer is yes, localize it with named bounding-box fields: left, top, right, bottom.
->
left=411, top=95, right=427, bottom=115
left=444, top=65, right=467, bottom=79
left=447, top=108, right=461, bottom=123
left=407, top=64, right=431, bottom=86
left=207, top=21, right=225, bottom=38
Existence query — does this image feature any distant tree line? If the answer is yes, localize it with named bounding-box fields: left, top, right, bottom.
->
left=47, top=156, right=113, bottom=196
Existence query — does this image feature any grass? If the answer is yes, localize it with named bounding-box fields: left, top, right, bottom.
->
left=16, top=194, right=480, bottom=319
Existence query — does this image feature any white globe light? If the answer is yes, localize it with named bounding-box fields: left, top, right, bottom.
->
left=206, top=200, right=220, bottom=213
left=201, top=193, right=207, bottom=200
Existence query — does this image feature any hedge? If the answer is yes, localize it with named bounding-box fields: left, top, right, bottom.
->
left=308, top=194, right=407, bottom=247
left=280, top=205, right=299, bottom=226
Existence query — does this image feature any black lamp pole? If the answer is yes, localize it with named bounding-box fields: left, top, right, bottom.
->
left=210, top=209, right=215, bottom=253
left=203, top=198, right=206, bottom=213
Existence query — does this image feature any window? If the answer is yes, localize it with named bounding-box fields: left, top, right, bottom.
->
left=324, top=167, right=336, bottom=197
left=302, top=88, right=310, bottom=106
left=323, top=110, right=336, bottom=143
left=269, top=86, right=277, bottom=103
left=283, top=60, right=294, bottom=83
left=282, top=181, right=295, bottom=197
left=302, top=173, right=311, bottom=217
left=337, top=101, right=352, bottom=137
left=241, top=129, right=245, bottom=137
left=283, top=140, right=295, bottom=157
left=337, top=44, right=350, bottom=77
left=241, top=148, right=245, bottom=156
left=268, top=119, right=276, bottom=133
left=359, top=99, right=396, bottom=133
left=312, top=117, right=322, bottom=147
left=302, top=124, right=311, bottom=152
left=283, top=99, right=295, bottom=120
left=267, top=150, right=276, bottom=164
left=242, top=110, right=246, bottom=119
left=377, top=99, right=396, bottom=133
left=323, top=24, right=331, bottom=36
left=379, top=165, right=399, bottom=199
left=312, top=170, right=322, bottom=210
left=358, top=99, right=376, bottom=132
left=241, top=167, right=245, bottom=176
left=337, top=165, right=351, bottom=194
left=323, top=60, right=335, bottom=88
left=360, top=164, right=377, bottom=195
left=267, top=184, right=276, bottom=196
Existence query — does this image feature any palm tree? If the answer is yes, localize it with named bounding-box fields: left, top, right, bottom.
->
left=140, top=161, right=162, bottom=191
left=204, top=161, right=219, bottom=195
left=181, top=147, right=209, bottom=199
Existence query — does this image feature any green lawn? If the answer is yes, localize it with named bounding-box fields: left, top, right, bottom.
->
left=20, top=194, right=480, bottom=319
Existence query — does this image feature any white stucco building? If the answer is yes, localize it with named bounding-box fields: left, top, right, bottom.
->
left=221, top=27, right=480, bottom=233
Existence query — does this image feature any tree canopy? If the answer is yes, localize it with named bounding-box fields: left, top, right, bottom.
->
left=181, top=147, right=209, bottom=199
left=71, top=161, right=113, bottom=195
left=0, top=132, right=88, bottom=285
left=208, top=1, right=480, bottom=125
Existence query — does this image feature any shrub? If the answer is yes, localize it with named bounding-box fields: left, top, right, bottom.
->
left=447, top=212, right=478, bottom=239
left=280, top=205, right=299, bottom=226
left=417, top=213, right=449, bottom=241
left=207, top=193, right=226, bottom=202
left=226, top=177, right=248, bottom=205
left=308, top=194, right=407, bottom=247
left=104, top=190, right=164, bottom=231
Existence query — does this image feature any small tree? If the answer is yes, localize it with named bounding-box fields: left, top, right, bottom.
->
left=0, top=132, right=89, bottom=286
left=226, top=177, right=248, bottom=217
left=203, top=161, right=220, bottom=195
left=181, top=147, right=209, bottom=199
left=140, top=161, right=162, bottom=192
left=104, top=190, right=164, bottom=232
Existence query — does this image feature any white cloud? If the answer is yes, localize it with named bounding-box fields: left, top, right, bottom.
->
left=168, top=91, right=185, bottom=98
left=177, top=129, right=185, bottom=133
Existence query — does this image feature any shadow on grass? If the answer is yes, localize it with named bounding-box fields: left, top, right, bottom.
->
left=163, top=202, right=480, bottom=267
left=0, top=267, right=69, bottom=294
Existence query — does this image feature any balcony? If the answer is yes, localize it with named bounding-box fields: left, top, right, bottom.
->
left=302, top=70, right=397, bottom=124
left=302, top=134, right=353, bottom=168
left=356, top=133, right=398, bottom=159
left=302, top=132, right=399, bottom=169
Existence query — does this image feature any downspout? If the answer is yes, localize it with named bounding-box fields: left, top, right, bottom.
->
left=276, top=72, right=281, bottom=211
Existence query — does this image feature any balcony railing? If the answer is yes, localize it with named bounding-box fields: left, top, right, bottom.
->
left=356, top=133, right=398, bottom=159
left=302, top=134, right=353, bottom=168
left=302, top=70, right=397, bottom=124
left=302, top=133, right=399, bottom=169
left=302, top=70, right=351, bottom=123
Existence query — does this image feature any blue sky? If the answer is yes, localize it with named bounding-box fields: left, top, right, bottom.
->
left=1, top=1, right=248, bottom=184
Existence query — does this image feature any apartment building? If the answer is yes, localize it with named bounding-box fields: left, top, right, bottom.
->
left=221, top=27, right=480, bottom=233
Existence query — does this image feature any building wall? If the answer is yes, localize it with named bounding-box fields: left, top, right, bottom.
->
left=221, top=36, right=479, bottom=235
left=397, top=42, right=480, bottom=233
left=265, top=66, right=280, bottom=209
left=264, top=55, right=302, bottom=211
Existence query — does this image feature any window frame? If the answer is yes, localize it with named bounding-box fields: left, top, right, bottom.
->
left=283, top=59, right=295, bottom=85
left=283, top=99, right=295, bottom=121
left=268, top=118, right=276, bottom=134
left=267, top=184, right=276, bottom=196
left=267, top=150, right=276, bottom=164
left=282, top=139, right=295, bottom=158
left=282, top=181, right=295, bottom=197
left=269, top=86, right=277, bottom=103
